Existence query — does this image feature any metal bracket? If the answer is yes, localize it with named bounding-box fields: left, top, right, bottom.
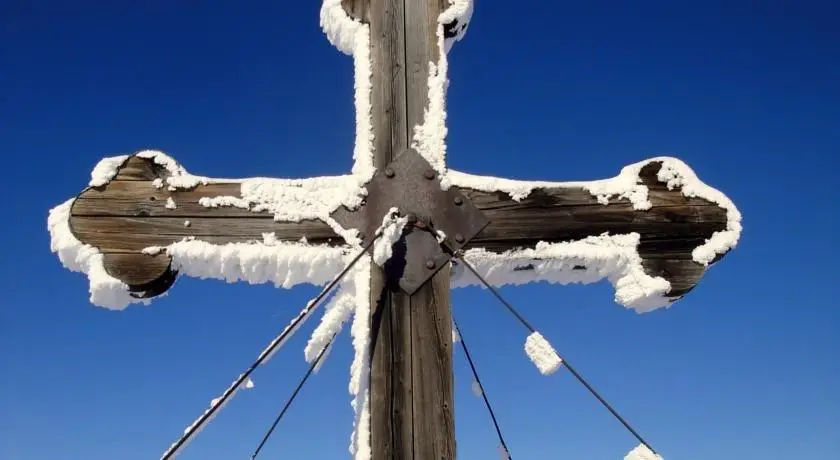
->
left=330, top=148, right=489, bottom=295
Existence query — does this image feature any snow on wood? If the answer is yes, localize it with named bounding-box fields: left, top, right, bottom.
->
left=411, top=0, right=474, bottom=175
left=45, top=2, right=738, bottom=457
left=524, top=331, right=563, bottom=375
left=50, top=154, right=735, bottom=314
left=445, top=156, right=741, bottom=267
left=440, top=0, right=473, bottom=52
left=320, top=0, right=375, bottom=182
left=163, top=238, right=347, bottom=289
left=48, top=199, right=148, bottom=309
left=454, top=234, right=674, bottom=313
left=89, top=155, right=129, bottom=187
left=136, top=149, right=211, bottom=190
left=348, top=259, right=373, bottom=460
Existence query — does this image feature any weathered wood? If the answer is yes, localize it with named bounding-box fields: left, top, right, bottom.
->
left=66, top=152, right=729, bottom=300
left=409, top=265, right=455, bottom=458
left=101, top=253, right=172, bottom=285
left=71, top=215, right=334, bottom=237
left=67, top=157, right=344, bottom=293
left=359, top=0, right=415, bottom=456
left=44, top=1, right=743, bottom=455
left=113, top=156, right=171, bottom=181
left=458, top=161, right=730, bottom=297
left=351, top=0, right=457, bottom=458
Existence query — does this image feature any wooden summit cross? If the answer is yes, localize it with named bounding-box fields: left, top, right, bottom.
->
left=48, top=1, right=741, bottom=458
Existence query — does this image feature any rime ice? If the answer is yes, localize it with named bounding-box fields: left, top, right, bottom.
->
left=625, top=444, right=664, bottom=460
left=454, top=234, right=674, bottom=313
left=48, top=199, right=145, bottom=309
left=45, top=2, right=734, bottom=459
left=471, top=380, right=483, bottom=397
left=89, top=155, right=129, bottom=187
left=524, top=332, right=563, bottom=375
left=372, top=208, right=407, bottom=266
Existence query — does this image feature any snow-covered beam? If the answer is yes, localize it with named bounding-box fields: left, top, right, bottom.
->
left=48, top=151, right=740, bottom=312
left=448, top=157, right=741, bottom=311
left=50, top=150, right=358, bottom=308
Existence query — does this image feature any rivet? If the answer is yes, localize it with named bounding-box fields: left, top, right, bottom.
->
left=384, top=167, right=395, bottom=178
left=424, top=170, right=436, bottom=180
left=455, top=233, right=465, bottom=243
left=453, top=196, right=463, bottom=206
left=425, top=259, right=436, bottom=269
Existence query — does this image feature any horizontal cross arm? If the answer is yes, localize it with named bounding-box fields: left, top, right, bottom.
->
left=448, top=158, right=741, bottom=311
left=51, top=151, right=359, bottom=308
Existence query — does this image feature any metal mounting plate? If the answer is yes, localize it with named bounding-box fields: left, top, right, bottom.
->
left=331, top=148, right=489, bottom=294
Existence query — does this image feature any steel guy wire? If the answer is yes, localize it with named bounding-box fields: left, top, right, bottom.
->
left=453, top=317, right=512, bottom=459
left=250, top=332, right=338, bottom=459
left=453, top=253, right=659, bottom=456
left=160, top=233, right=382, bottom=460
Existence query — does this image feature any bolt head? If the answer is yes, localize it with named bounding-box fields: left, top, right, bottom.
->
left=425, top=259, right=436, bottom=269
left=455, top=233, right=465, bottom=243
left=453, top=196, right=464, bottom=206
left=384, top=167, right=395, bottom=178
left=424, top=169, right=436, bottom=180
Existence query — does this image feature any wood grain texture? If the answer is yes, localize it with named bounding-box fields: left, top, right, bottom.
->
left=459, top=162, right=731, bottom=297
left=357, top=0, right=457, bottom=458
left=66, top=154, right=730, bottom=300
left=67, top=155, right=344, bottom=295
left=409, top=265, right=454, bottom=459
left=365, top=0, right=411, bottom=456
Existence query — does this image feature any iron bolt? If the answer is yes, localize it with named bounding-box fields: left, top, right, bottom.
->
left=424, top=170, right=436, bottom=180
left=453, top=196, right=463, bottom=206
left=454, top=233, right=465, bottom=243
left=384, top=167, right=395, bottom=178
left=425, top=259, right=436, bottom=269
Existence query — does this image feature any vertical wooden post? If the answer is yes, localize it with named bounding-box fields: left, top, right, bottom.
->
left=343, top=0, right=456, bottom=458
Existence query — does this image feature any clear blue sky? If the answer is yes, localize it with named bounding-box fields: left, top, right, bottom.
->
left=2, top=1, right=839, bottom=459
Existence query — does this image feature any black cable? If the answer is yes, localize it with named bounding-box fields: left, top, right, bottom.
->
left=160, top=234, right=382, bottom=460
left=250, top=333, right=338, bottom=459
left=453, top=317, right=512, bottom=459
left=453, top=253, right=659, bottom=457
